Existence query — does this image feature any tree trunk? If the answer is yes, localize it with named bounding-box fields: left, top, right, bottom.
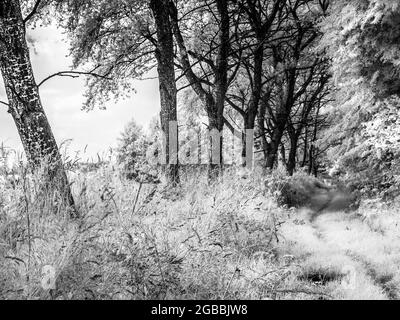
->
left=207, top=111, right=223, bottom=180
left=257, top=94, right=269, bottom=163
left=207, top=0, right=229, bottom=180
left=287, top=135, right=298, bottom=175
left=241, top=39, right=263, bottom=168
left=308, top=145, right=315, bottom=176
left=280, top=143, right=286, bottom=166
left=150, top=0, right=179, bottom=185
left=241, top=116, right=255, bottom=169
left=301, top=127, right=308, bottom=167
left=308, top=107, right=320, bottom=177
left=0, top=0, right=76, bottom=215
left=265, top=111, right=287, bottom=170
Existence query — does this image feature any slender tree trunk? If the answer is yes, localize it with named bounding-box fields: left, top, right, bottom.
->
left=302, top=127, right=308, bottom=167
left=308, top=107, right=321, bottom=176
left=280, top=143, right=286, bottom=166
left=257, top=94, right=269, bottom=163
left=287, top=135, right=298, bottom=175
left=241, top=116, right=255, bottom=168
left=286, top=121, right=300, bottom=175
left=308, top=145, right=315, bottom=176
left=150, top=0, right=179, bottom=185
left=207, top=110, right=224, bottom=180
left=265, top=111, right=287, bottom=169
left=0, top=0, right=76, bottom=215
left=241, top=44, right=263, bottom=168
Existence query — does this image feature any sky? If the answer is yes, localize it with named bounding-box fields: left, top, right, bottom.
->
left=0, top=24, right=160, bottom=162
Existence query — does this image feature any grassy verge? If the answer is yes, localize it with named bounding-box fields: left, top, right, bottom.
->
left=1, top=162, right=399, bottom=299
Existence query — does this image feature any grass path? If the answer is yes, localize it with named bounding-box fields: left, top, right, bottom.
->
left=277, top=207, right=400, bottom=299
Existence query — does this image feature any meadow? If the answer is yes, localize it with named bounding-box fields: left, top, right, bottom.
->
left=1, top=150, right=399, bottom=300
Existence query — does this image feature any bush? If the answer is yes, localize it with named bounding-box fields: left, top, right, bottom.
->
left=266, top=171, right=359, bottom=212
left=116, top=118, right=160, bottom=183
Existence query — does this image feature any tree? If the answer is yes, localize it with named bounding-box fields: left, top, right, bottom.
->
left=169, top=0, right=232, bottom=179
left=229, top=0, right=284, bottom=167
left=54, top=0, right=180, bottom=184
left=116, top=118, right=160, bottom=183
left=227, top=0, right=330, bottom=173
left=150, top=0, right=179, bottom=184
left=0, top=0, right=76, bottom=215
left=320, top=0, right=400, bottom=98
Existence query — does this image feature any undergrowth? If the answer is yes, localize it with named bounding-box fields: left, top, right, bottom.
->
left=1, top=149, right=398, bottom=300
left=0, top=160, right=293, bottom=299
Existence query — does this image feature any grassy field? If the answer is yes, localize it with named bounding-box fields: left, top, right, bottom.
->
left=0, top=162, right=399, bottom=300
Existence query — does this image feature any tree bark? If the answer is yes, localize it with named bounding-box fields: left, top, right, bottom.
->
left=265, top=89, right=292, bottom=170
left=207, top=111, right=224, bottom=180
left=257, top=92, right=270, bottom=163
left=0, top=0, right=76, bottom=215
left=265, top=124, right=286, bottom=169
left=301, top=126, right=308, bottom=167
left=287, top=135, right=298, bottom=175
left=308, top=106, right=321, bottom=177
left=241, top=39, right=263, bottom=167
left=150, top=0, right=179, bottom=185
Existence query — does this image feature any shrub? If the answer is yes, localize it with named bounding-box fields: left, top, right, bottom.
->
left=116, top=118, right=160, bottom=183
left=266, top=171, right=359, bottom=212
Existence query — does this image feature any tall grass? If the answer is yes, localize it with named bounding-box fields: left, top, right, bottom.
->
left=2, top=145, right=397, bottom=300
left=0, top=149, right=290, bottom=300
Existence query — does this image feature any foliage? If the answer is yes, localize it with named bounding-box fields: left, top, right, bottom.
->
left=51, top=0, right=155, bottom=110
left=320, top=0, right=400, bottom=98
left=318, top=0, right=400, bottom=198
left=116, top=118, right=160, bottom=183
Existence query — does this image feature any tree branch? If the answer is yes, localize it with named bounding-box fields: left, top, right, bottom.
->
left=226, top=96, right=246, bottom=117
left=38, top=70, right=111, bottom=87
left=23, top=0, right=43, bottom=24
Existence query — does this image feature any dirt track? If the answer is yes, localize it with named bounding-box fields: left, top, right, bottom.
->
left=279, top=208, right=400, bottom=299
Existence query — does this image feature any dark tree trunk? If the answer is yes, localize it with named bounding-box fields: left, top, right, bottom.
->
left=241, top=39, right=263, bottom=168
left=286, top=119, right=301, bottom=175
left=280, top=143, right=286, bottom=165
left=207, top=111, right=224, bottom=180
left=308, top=106, right=321, bottom=177
left=287, top=135, right=298, bottom=175
left=308, top=145, right=316, bottom=176
left=265, top=106, right=289, bottom=170
left=207, top=0, right=229, bottom=180
left=0, top=0, right=76, bottom=215
left=301, top=127, right=308, bottom=167
left=265, top=44, right=297, bottom=170
left=257, top=94, right=270, bottom=163
left=150, top=0, right=179, bottom=185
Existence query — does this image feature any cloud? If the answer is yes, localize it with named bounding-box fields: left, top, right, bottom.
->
left=0, top=23, right=160, bottom=161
